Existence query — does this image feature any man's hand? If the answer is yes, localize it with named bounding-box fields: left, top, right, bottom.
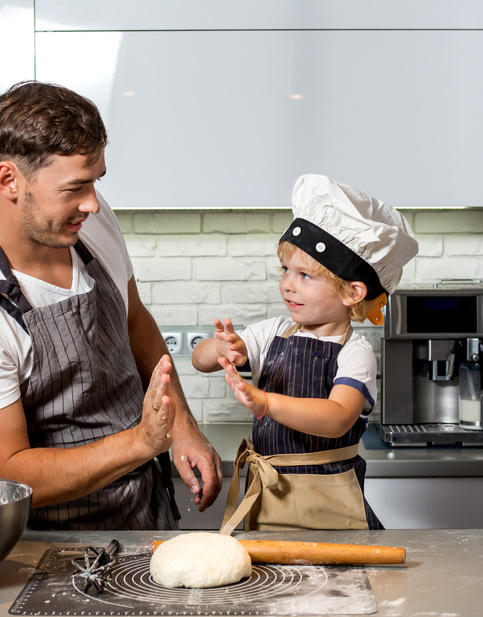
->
left=171, top=423, right=223, bottom=512
left=136, top=354, right=176, bottom=456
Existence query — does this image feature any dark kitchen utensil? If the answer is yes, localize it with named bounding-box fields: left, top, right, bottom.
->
left=72, top=538, right=121, bottom=593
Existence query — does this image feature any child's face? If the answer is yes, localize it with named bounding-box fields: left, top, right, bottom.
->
left=279, top=249, right=350, bottom=336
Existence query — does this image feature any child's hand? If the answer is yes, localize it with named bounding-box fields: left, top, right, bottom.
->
left=218, top=357, right=267, bottom=418
left=214, top=318, right=248, bottom=367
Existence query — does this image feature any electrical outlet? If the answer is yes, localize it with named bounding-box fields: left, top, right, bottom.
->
left=186, top=331, right=210, bottom=355
left=164, top=332, right=183, bottom=356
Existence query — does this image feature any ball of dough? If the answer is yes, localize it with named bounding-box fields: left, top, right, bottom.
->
left=150, top=532, right=252, bottom=588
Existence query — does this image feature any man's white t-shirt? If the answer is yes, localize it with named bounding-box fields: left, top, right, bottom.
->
left=0, top=192, right=133, bottom=410
left=238, top=315, right=377, bottom=415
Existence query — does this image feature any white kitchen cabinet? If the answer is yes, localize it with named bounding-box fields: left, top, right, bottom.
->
left=35, top=0, right=483, bottom=31
left=364, top=477, right=483, bottom=529
left=0, top=0, right=34, bottom=92
left=35, top=29, right=483, bottom=209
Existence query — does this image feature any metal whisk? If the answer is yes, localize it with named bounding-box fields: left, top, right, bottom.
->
left=72, top=538, right=120, bottom=594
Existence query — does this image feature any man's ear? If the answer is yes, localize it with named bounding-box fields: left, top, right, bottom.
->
left=342, top=281, right=368, bottom=306
left=0, top=161, right=21, bottom=200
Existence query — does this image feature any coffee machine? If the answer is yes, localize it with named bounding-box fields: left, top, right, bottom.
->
left=380, top=287, right=483, bottom=446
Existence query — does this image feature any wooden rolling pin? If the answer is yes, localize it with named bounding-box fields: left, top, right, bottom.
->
left=151, top=538, right=405, bottom=566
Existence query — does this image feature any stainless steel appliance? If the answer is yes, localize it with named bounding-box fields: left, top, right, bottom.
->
left=380, top=288, right=483, bottom=446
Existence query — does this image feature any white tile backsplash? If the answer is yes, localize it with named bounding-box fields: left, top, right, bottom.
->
left=118, top=207, right=483, bottom=424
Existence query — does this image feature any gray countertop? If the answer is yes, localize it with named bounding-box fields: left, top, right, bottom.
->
left=1, top=529, right=482, bottom=617
left=195, top=423, right=483, bottom=477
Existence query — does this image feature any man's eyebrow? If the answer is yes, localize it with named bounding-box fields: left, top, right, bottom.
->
left=63, top=168, right=107, bottom=186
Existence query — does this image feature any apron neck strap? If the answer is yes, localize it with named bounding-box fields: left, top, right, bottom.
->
left=0, top=240, right=95, bottom=332
left=280, top=323, right=302, bottom=338
left=337, top=323, right=353, bottom=346
left=73, top=239, right=94, bottom=265
left=0, top=245, right=33, bottom=331
left=281, top=322, right=353, bottom=346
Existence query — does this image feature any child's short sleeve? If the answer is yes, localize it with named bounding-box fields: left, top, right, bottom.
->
left=333, top=333, right=378, bottom=413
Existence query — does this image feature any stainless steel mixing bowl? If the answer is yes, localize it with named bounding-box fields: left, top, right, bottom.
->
left=0, top=479, right=33, bottom=562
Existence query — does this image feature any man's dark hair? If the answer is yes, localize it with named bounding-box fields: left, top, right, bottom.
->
left=0, top=81, right=108, bottom=177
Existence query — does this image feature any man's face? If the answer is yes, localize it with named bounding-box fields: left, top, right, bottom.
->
left=18, top=150, right=106, bottom=249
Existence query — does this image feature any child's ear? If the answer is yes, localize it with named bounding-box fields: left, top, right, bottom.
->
left=342, top=281, right=367, bottom=306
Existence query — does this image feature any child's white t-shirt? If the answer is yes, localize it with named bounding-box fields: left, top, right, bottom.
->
left=238, top=315, right=377, bottom=414
left=0, top=193, right=133, bottom=410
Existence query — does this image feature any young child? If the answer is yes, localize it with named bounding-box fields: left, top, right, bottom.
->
left=192, top=174, right=418, bottom=533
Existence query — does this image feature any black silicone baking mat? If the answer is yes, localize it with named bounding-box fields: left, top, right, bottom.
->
left=9, top=547, right=377, bottom=616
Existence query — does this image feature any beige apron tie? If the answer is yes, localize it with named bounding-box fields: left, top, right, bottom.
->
left=220, top=438, right=359, bottom=535
left=220, top=439, right=278, bottom=536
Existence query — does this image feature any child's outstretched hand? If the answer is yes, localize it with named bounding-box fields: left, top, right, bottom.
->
left=218, top=356, right=267, bottom=418
left=214, top=318, right=248, bottom=367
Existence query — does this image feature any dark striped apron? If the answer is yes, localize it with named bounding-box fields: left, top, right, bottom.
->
left=221, top=324, right=383, bottom=533
left=0, top=240, right=179, bottom=530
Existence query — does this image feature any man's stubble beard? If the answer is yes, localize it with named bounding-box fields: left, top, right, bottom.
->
left=20, top=189, right=77, bottom=250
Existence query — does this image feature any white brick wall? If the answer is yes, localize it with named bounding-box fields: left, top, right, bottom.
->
left=117, top=208, right=483, bottom=424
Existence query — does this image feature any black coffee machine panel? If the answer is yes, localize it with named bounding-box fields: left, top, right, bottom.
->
left=380, top=288, right=483, bottom=446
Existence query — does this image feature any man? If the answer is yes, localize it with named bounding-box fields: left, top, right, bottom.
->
left=0, top=81, right=223, bottom=530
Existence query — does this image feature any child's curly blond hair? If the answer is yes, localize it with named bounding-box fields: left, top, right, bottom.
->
left=277, top=241, right=371, bottom=323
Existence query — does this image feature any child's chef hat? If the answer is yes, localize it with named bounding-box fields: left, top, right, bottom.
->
left=280, top=174, right=418, bottom=324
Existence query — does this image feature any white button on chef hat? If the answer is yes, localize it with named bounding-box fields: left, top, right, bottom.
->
left=280, top=174, right=419, bottom=324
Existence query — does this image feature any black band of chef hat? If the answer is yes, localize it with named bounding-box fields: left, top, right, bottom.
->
left=279, top=218, right=387, bottom=301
